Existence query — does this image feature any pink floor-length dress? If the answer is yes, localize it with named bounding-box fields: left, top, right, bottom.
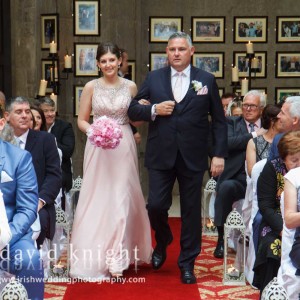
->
left=70, top=78, right=152, bottom=280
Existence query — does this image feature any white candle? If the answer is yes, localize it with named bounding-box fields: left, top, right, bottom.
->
left=54, top=67, right=58, bottom=82
left=246, top=41, right=253, bottom=54
left=50, top=93, right=58, bottom=111
left=64, top=55, right=72, bottom=69
left=241, top=78, right=249, bottom=96
left=50, top=41, right=57, bottom=54
left=50, top=67, right=53, bottom=82
left=232, top=66, right=239, bottom=82
left=38, top=79, right=47, bottom=96
left=251, top=58, right=258, bottom=69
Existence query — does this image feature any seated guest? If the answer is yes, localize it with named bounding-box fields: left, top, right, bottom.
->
left=213, top=90, right=266, bottom=258
left=5, top=97, right=61, bottom=249
left=227, top=100, right=243, bottom=117
left=221, top=92, right=236, bottom=116
left=285, top=165, right=300, bottom=273
left=246, top=104, right=282, bottom=177
left=0, top=107, right=44, bottom=300
left=277, top=165, right=300, bottom=300
left=38, top=97, right=75, bottom=210
left=0, top=190, right=11, bottom=250
left=31, top=106, right=47, bottom=131
left=268, top=96, right=300, bottom=160
left=253, top=130, right=300, bottom=295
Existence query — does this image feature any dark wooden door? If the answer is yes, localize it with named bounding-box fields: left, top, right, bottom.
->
left=0, top=0, right=11, bottom=98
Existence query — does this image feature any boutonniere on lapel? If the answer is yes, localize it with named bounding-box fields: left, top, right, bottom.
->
left=191, top=80, right=208, bottom=95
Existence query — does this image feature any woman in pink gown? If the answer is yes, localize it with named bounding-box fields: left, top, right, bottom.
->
left=70, top=42, right=152, bottom=280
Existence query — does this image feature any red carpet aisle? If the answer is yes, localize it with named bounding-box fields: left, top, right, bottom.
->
left=63, top=218, right=199, bottom=300
left=44, top=218, right=260, bottom=299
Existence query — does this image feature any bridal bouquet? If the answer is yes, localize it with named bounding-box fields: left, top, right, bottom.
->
left=86, top=116, right=123, bottom=149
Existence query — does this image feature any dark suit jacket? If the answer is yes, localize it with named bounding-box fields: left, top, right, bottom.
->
left=268, top=133, right=284, bottom=160
left=0, top=140, right=38, bottom=245
left=216, top=116, right=253, bottom=190
left=50, top=119, right=75, bottom=192
left=25, top=129, right=61, bottom=239
left=128, top=65, right=227, bottom=172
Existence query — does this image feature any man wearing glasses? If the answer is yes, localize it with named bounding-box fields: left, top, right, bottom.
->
left=213, top=90, right=266, bottom=258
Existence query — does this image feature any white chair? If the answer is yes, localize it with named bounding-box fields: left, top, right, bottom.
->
left=0, top=277, right=28, bottom=300
left=0, top=190, right=11, bottom=250
left=68, top=176, right=82, bottom=222
left=244, top=159, right=267, bottom=285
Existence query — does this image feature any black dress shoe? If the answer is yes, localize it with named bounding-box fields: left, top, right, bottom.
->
left=213, top=239, right=224, bottom=258
left=180, top=269, right=196, bottom=284
left=152, top=235, right=173, bottom=270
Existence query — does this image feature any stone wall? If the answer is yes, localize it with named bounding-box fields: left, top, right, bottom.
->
left=10, top=0, right=299, bottom=195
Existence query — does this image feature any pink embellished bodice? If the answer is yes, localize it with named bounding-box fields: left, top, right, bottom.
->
left=92, top=78, right=131, bottom=125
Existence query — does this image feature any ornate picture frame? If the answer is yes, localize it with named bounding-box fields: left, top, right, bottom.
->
left=74, top=85, right=84, bottom=116
left=234, top=17, right=268, bottom=43
left=74, top=0, right=100, bottom=36
left=74, top=43, right=99, bottom=77
left=191, top=17, right=225, bottom=43
left=233, top=51, right=267, bottom=78
left=276, top=52, right=300, bottom=78
left=192, top=52, right=224, bottom=78
left=149, top=52, right=168, bottom=71
left=149, top=17, right=183, bottom=43
left=276, top=17, right=300, bottom=43
left=275, top=87, right=300, bottom=104
left=41, top=14, right=59, bottom=50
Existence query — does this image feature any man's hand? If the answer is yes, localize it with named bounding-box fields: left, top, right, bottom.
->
left=210, top=157, right=225, bottom=177
left=38, top=200, right=45, bottom=212
left=256, top=127, right=268, bottom=137
left=133, top=132, right=141, bottom=144
left=155, top=101, right=176, bottom=116
left=138, top=99, right=151, bottom=105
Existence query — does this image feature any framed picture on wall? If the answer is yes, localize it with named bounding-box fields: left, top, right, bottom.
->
left=191, top=17, right=225, bottom=43
left=74, top=85, right=84, bottom=116
left=74, top=43, right=98, bottom=76
left=149, top=17, right=183, bottom=42
left=192, top=52, right=224, bottom=78
left=41, top=14, right=59, bottom=50
left=41, top=59, right=59, bottom=92
left=276, top=52, right=300, bottom=77
left=74, top=0, right=100, bottom=36
left=233, top=51, right=267, bottom=78
left=276, top=17, right=300, bottom=43
left=127, top=61, right=136, bottom=82
left=149, top=52, right=168, bottom=71
left=234, top=17, right=268, bottom=43
left=275, top=87, right=300, bottom=104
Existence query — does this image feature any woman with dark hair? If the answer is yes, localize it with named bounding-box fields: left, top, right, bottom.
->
left=253, top=130, right=300, bottom=295
left=246, top=104, right=283, bottom=177
left=70, top=42, right=152, bottom=280
left=31, top=106, right=47, bottom=131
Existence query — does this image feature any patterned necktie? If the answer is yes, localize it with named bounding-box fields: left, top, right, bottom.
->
left=249, top=123, right=255, bottom=133
left=15, top=137, right=24, bottom=149
left=173, top=72, right=183, bottom=103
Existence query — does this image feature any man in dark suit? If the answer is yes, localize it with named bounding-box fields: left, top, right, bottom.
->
left=5, top=97, right=61, bottom=249
left=213, top=90, right=266, bottom=258
left=128, top=31, right=228, bottom=284
left=38, top=97, right=75, bottom=210
left=0, top=106, right=44, bottom=299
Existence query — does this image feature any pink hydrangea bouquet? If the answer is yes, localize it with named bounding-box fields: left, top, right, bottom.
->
left=86, top=116, right=123, bottom=149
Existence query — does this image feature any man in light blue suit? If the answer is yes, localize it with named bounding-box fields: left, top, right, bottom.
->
left=0, top=110, right=44, bottom=299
